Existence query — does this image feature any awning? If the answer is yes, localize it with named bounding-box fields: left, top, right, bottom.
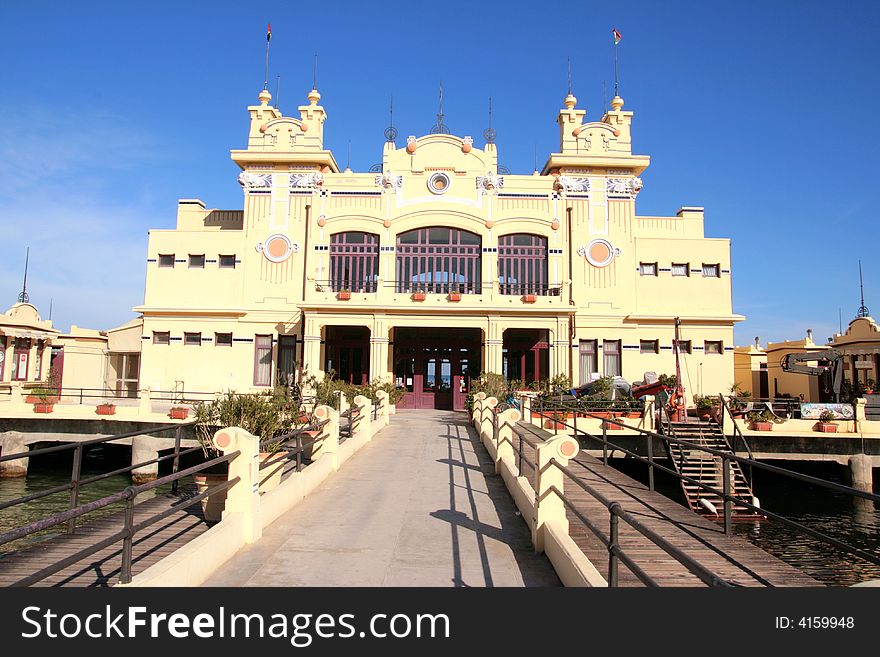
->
left=0, top=328, right=57, bottom=341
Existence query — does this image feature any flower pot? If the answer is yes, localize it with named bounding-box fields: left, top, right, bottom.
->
left=522, top=294, right=537, bottom=303
left=25, top=394, right=40, bottom=404
left=336, top=291, right=351, bottom=300
left=33, top=403, right=54, bottom=413
left=627, top=411, right=642, bottom=419
left=411, top=292, right=426, bottom=301
left=603, top=419, right=623, bottom=430
left=593, top=411, right=613, bottom=419
left=169, top=407, right=189, bottom=419
left=751, top=421, right=773, bottom=431
left=447, top=292, right=462, bottom=302
left=815, top=422, right=838, bottom=433
left=543, top=419, right=567, bottom=430
left=194, top=473, right=228, bottom=522
left=96, top=404, right=116, bottom=415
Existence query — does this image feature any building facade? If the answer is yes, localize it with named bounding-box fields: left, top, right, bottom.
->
left=136, top=85, right=742, bottom=410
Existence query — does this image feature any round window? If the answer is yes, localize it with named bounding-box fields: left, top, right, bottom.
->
left=585, top=239, right=616, bottom=267
left=427, top=172, right=451, bottom=195
left=260, top=234, right=293, bottom=263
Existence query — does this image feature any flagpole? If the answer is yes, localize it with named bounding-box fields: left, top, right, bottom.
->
left=613, top=31, right=619, bottom=97
left=264, top=24, right=271, bottom=90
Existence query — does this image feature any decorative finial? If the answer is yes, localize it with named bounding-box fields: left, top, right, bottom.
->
left=483, top=97, right=496, bottom=144
left=754, top=336, right=760, bottom=349
left=258, top=89, right=272, bottom=106
left=18, top=247, right=29, bottom=304
left=857, top=260, right=870, bottom=318
left=384, top=96, right=398, bottom=143
left=610, top=95, right=624, bottom=111
left=307, top=88, right=320, bottom=104
left=430, top=81, right=449, bottom=134
left=564, top=92, right=577, bottom=109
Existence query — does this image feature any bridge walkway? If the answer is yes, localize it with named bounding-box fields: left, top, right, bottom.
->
left=203, top=410, right=560, bottom=587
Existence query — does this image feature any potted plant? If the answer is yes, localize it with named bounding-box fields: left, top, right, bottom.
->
left=626, top=398, right=643, bottom=419
left=694, top=395, right=714, bottom=420
left=169, top=406, right=189, bottom=419
left=336, top=288, right=352, bottom=300
left=748, top=409, right=774, bottom=431
left=543, top=411, right=567, bottom=430
left=815, top=409, right=838, bottom=433
left=96, top=402, right=116, bottom=416
left=411, top=291, right=426, bottom=301
left=447, top=286, right=462, bottom=302
left=522, top=293, right=537, bottom=303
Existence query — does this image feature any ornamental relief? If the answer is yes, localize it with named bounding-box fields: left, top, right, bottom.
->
left=237, top=171, right=272, bottom=189
left=289, top=172, right=324, bottom=189
left=476, top=172, right=504, bottom=193
left=375, top=172, right=403, bottom=191
left=606, top=177, right=643, bottom=197
left=555, top=176, right=591, bottom=193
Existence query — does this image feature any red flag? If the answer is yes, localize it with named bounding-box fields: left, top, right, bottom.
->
left=612, top=28, right=622, bottom=44
left=267, top=23, right=272, bottom=43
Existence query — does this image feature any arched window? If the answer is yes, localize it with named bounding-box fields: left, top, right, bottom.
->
left=329, top=232, right=379, bottom=292
left=498, top=233, right=549, bottom=295
left=395, top=227, right=481, bottom=294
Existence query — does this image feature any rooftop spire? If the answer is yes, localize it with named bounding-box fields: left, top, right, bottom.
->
left=18, top=247, right=29, bottom=304
left=384, top=95, right=397, bottom=143
left=857, top=260, right=870, bottom=318
left=430, top=81, right=449, bottom=134
left=483, top=96, right=496, bottom=144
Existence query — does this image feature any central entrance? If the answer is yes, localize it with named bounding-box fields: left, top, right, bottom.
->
left=393, top=327, right=481, bottom=411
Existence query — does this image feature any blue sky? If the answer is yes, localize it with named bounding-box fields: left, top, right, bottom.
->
left=1, top=1, right=878, bottom=346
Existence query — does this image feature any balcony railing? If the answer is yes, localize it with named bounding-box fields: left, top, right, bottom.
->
left=317, top=279, right=378, bottom=293
left=392, top=281, right=483, bottom=295
left=498, top=283, right=561, bottom=297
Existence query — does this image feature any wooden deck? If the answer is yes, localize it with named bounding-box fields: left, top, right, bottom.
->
left=0, top=487, right=211, bottom=587
left=515, top=423, right=820, bottom=587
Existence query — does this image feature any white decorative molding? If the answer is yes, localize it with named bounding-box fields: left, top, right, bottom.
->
left=555, top=176, right=591, bottom=193
left=237, top=171, right=272, bottom=189
left=289, top=172, right=324, bottom=189
left=476, top=172, right=504, bottom=193
left=256, top=234, right=299, bottom=263
left=578, top=239, right=621, bottom=267
left=463, top=136, right=474, bottom=146
left=406, top=135, right=417, bottom=145
left=375, top=171, right=403, bottom=191
left=606, top=177, right=643, bottom=197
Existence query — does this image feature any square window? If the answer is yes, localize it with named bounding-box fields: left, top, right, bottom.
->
left=705, top=340, right=723, bottom=355
left=702, top=263, right=720, bottom=278
left=640, top=339, right=659, bottom=354
left=675, top=340, right=692, bottom=354
left=672, top=263, right=689, bottom=277
left=603, top=340, right=621, bottom=377
left=158, top=254, right=175, bottom=268
left=184, top=332, right=201, bottom=346
left=639, top=262, right=658, bottom=276
left=215, top=332, right=233, bottom=346
left=189, top=254, right=205, bottom=268
left=153, top=331, right=170, bottom=345
left=219, top=254, right=236, bottom=268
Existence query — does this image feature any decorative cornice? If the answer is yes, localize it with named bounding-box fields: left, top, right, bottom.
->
left=237, top=171, right=272, bottom=189
left=290, top=172, right=324, bottom=189
left=606, top=177, right=643, bottom=197
left=555, top=176, right=591, bottom=193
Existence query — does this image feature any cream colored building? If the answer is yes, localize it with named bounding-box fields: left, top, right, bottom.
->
left=135, top=84, right=743, bottom=410
left=0, top=303, right=58, bottom=385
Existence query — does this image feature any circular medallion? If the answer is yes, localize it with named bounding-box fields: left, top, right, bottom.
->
left=584, top=239, right=616, bottom=267
left=427, top=172, right=451, bottom=195
left=258, top=234, right=294, bottom=263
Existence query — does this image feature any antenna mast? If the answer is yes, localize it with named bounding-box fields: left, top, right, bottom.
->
left=857, top=260, right=870, bottom=318
left=18, top=247, right=30, bottom=303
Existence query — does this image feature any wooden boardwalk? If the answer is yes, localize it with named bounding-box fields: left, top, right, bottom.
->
left=0, top=487, right=210, bottom=587
left=515, top=423, right=819, bottom=587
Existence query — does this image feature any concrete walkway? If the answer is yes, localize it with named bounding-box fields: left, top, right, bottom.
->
left=203, top=410, right=560, bottom=587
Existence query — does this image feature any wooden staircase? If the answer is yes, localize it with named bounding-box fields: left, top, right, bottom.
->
left=663, top=420, right=758, bottom=518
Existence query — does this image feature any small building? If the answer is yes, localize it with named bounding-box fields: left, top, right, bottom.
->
left=831, top=316, right=880, bottom=390
left=0, top=303, right=58, bottom=384
left=733, top=338, right=768, bottom=398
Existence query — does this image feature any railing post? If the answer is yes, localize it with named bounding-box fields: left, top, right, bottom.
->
left=375, top=390, right=391, bottom=427
left=521, top=394, right=532, bottom=426
left=353, top=395, right=373, bottom=442
left=643, top=395, right=656, bottom=432
left=311, top=404, right=339, bottom=470
left=120, top=490, right=135, bottom=584
left=335, top=390, right=349, bottom=416
left=608, top=502, right=621, bottom=587
left=647, top=432, right=655, bottom=492
left=533, top=435, right=580, bottom=553
left=472, top=392, right=486, bottom=426
left=494, top=408, right=520, bottom=475
left=138, top=386, right=152, bottom=417
left=212, top=426, right=262, bottom=544
left=602, top=422, right=608, bottom=466
left=722, top=456, right=732, bottom=535
left=67, top=443, right=83, bottom=534
left=480, top=397, right=498, bottom=444
left=171, top=425, right=182, bottom=494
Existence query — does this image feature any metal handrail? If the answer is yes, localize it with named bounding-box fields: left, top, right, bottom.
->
left=524, top=399, right=880, bottom=569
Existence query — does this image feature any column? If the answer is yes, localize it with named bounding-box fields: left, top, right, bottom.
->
left=2, top=338, right=13, bottom=382
left=302, top=314, right=323, bottom=378
left=484, top=316, right=503, bottom=375
left=370, top=315, right=391, bottom=382
left=27, top=340, right=39, bottom=381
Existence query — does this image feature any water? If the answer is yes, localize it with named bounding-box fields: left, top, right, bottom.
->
left=0, top=444, right=181, bottom=555
left=609, top=457, right=880, bottom=586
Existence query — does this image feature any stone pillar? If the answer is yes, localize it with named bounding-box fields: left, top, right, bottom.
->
left=480, top=396, right=498, bottom=444
left=370, top=316, right=390, bottom=382
left=302, top=316, right=323, bottom=378
left=484, top=318, right=503, bottom=375
left=139, top=387, right=152, bottom=416
left=310, top=404, right=339, bottom=470
left=495, top=407, right=520, bottom=475
left=0, top=431, right=28, bottom=478
left=854, top=398, right=867, bottom=433
left=27, top=340, right=39, bottom=381
left=375, top=389, right=390, bottom=427
left=471, top=392, right=485, bottom=425
left=849, top=455, right=874, bottom=494
left=352, top=395, right=373, bottom=442
left=131, top=435, right=161, bottom=484
left=2, top=339, right=14, bottom=382
left=212, top=426, right=262, bottom=543
left=335, top=389, right=349, bottom=415
left=533, top=435, right=580, bottom=553
left=642, top=395, right=656, bottom=432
